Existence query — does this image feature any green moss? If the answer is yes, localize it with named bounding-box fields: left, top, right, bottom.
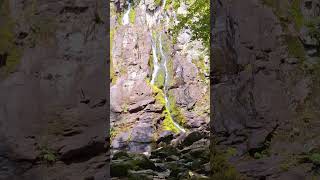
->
left=262, top=0, right=307, bottom=61
left=122, top=103, right=129, bottom=113
left=210, top=139, right=243, bottom=180
left=148, top=54, right=154, bottom=79
left=0, top=0, right=22, bottom=75
left=167, top=91, right=186, bottom=126
left=110, top=28, right=117, bottom=85
left=154, top=69, right=165, bottom=89
left=148, top=81, right=166, bottom=105
left=129, top=8, right=136, bottom=24
left=117, top=13, right=123, bottom=25
left=146, top=80, right=180, bottom=133
left=284, top=35, right=306, bottom=61
left=154, top=0, right=162, bottom=7
left=162, top=109, right=179, bottom=133
left=290, top=0, right=303, bottom=29
left=309, top=153, right=320, bottom=165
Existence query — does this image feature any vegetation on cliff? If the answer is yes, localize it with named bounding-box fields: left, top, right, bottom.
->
left=170, top=0, right=210, bottom=49
left=0, top=0, right=21, bottom=74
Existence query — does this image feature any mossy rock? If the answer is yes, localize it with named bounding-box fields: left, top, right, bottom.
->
left=150, top=146, right=179, bottom=159
left=112, top=150, right=130, bottom=160
left=167, top=91, right=186, bottom=126
left=111, top=153, right=156, bottom=177
left=0, top=0, right=21, bottom=75
left=154, top=69, right=165, bottom=89
left=128, top=170, right=155, bottom=180
left=129, top=8, right=136, bottom=24
left=111, top=160, right=137, bottom=177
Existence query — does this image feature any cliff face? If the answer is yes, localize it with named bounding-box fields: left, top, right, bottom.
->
left=110, top=0, right=210, bottom=178
left=212, top=0, right=320, bottom=179
left=0, top=0, right=107, bottom=179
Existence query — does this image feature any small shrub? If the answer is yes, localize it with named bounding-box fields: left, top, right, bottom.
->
left=40, top=147, right=57, bottom=164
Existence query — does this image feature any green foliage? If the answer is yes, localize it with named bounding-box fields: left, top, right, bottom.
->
left=40, top=146, right=57, bottom=164
left=309, top=153, right=320, bottom=165
left=170, top=0, right=210, bottom=49
left=110, top=127, right=117, bottom=139
left=192, top=56, right=209, bottom=83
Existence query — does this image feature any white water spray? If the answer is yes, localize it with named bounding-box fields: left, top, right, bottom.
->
left=122, top=1, right=131, bottom=25
left=150, top=33, right=160, bottom=85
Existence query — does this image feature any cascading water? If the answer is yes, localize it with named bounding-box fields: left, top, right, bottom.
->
left=150, top=32, right=186, bottom=133
left=150, top=33, right=160, bottom=85
left=122, top=0, right=131, bottom=25
left=147, top=0, right=185, bottom=133
left=159, top=34, right=186, bottom=133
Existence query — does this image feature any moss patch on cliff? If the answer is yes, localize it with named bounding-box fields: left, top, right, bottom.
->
left=129, top=8, right=136, bottom=24
left=154, top=0, right=162, bottom=7
left=263, top=0, right=307, bottom=62
left=146, top=80, right=180, bottom=133
left=284, top=35, right=306, bottom=61
left=210, top=139, right=243, bottom=179
left=167, top=91, right=186, bottom=127
left=162, top=109, right=179, bottom=133
left=154, top=69, right=165, bottom=89
left=192, top=56, right=209, bottom=83
left=0, top=0, right=22, bottom=75
left=110, top=27, right=117, bottom=85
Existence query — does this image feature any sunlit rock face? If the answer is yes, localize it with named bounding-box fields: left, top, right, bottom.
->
left=110, top=0, right=210, bottom=179
left=211, top=0, right=320, bottom=179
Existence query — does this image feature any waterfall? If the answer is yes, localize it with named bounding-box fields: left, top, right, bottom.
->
left=150, top=33, right=160, bottom=84
left=122, top=1, right=131, bottom=25
left=150, top=32, right=186, bottom=133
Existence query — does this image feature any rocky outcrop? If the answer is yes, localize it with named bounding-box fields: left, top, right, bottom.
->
left=111, top=126, right=210, bottom=179
left=212, top=0, right=320, bottom=179
left=0, top=0, right=107, bottom=179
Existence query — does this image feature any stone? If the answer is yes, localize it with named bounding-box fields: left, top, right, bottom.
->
left=156, top=131, right=174, bottom=144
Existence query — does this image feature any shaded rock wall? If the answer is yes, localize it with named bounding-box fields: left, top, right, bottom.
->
left=0, top=0, right=108, bottom=179
left=212, top=0, right=320, bottom=179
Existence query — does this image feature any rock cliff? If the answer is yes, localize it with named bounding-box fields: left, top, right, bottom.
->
left=0, top=0, right=107, bottom=179
left=110, top=0, right=210, bottom=179
left=211, top=0, right=320, bottom=179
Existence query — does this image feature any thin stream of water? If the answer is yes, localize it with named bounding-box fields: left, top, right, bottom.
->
left=150, top=32, right=185, bottom=133
left=122, top=0, right=131, bottom=25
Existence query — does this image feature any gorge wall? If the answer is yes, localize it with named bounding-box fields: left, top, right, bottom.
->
left=0, top=0, right=107, bottom=179
left=212, top=0, right=320, bottom=179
